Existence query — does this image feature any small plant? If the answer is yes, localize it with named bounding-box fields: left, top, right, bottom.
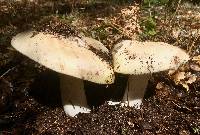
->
left=59, top=11, right=79, bottom=24
left=91, top=25, right=109, bottom=41
left=140, top=0, right=161, bottom=38
left=143, top=0, right=169, bottom=6
left=141, top=16, right=157, bottom=37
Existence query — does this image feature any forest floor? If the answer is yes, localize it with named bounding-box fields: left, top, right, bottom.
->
left=0, top=0, right=200, bottom=134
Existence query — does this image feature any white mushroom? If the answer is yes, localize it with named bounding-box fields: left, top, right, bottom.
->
left=112, top=40, right=190, bottom=108
left=11, top=31, right=115, bottom=117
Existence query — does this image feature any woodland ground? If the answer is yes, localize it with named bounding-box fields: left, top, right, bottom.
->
left=0, top=0, right=200, bottom=134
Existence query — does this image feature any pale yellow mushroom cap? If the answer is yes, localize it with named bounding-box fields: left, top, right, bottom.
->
left=112, top=40, right=190, bottom=74
left=11, top=31, right=115, bottom=84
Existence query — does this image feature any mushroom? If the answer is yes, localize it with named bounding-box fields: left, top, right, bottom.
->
left=112, top=40, right=190, bottom=108
left=11, top=31, right=115, bottom=117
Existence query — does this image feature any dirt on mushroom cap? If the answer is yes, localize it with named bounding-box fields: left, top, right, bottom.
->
left=112, top=40, right=190, bottom=75
left=11, top=31, right=115, bottom=84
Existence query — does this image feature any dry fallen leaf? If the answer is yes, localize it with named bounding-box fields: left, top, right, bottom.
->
left=110, top=4, right=140, bottom=40
left=192, top=55, right=200, bottom=65
left=190, top=64, right=200, bottom=72
left=173, top=71, right=186, bottom=85
left=168, top=69, right=177, bottom=75
left=172, top=71, right=197, bottom=91
left=185, top=74, right=197, bottom=84
left=156, top=82, right=164, bottom=90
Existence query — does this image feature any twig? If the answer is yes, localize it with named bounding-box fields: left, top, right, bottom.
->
left=0, top=66, right=16, bottom=79
left=148, top=0, right=152, bottom=17
left=172, top=101, right=192, bottom=112
left=169, top=0, right=182, bottom=25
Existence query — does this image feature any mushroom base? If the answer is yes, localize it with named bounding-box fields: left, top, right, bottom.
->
left=122, top=74, right=149, bottom=109
left=60, top=74, right=91, bottom=117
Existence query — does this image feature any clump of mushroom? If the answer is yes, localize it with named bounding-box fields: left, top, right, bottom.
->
left=112, top=40, right=190, bottom=108
left=11, top=29, right=190, bottom=115
left=11, top=31, right=115, bottom=117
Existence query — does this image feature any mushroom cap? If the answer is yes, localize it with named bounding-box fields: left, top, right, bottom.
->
left=11, top=31, right=114, bottom=84
left=112, top=40, right=190, bottom=74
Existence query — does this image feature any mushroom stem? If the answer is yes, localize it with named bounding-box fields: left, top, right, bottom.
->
left=60, top=74, right=90, bottom=117
left=122, top=74, right=150, bottom=109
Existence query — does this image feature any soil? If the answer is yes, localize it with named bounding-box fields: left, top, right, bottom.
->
left=0, top=1, right=200, bottom=135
